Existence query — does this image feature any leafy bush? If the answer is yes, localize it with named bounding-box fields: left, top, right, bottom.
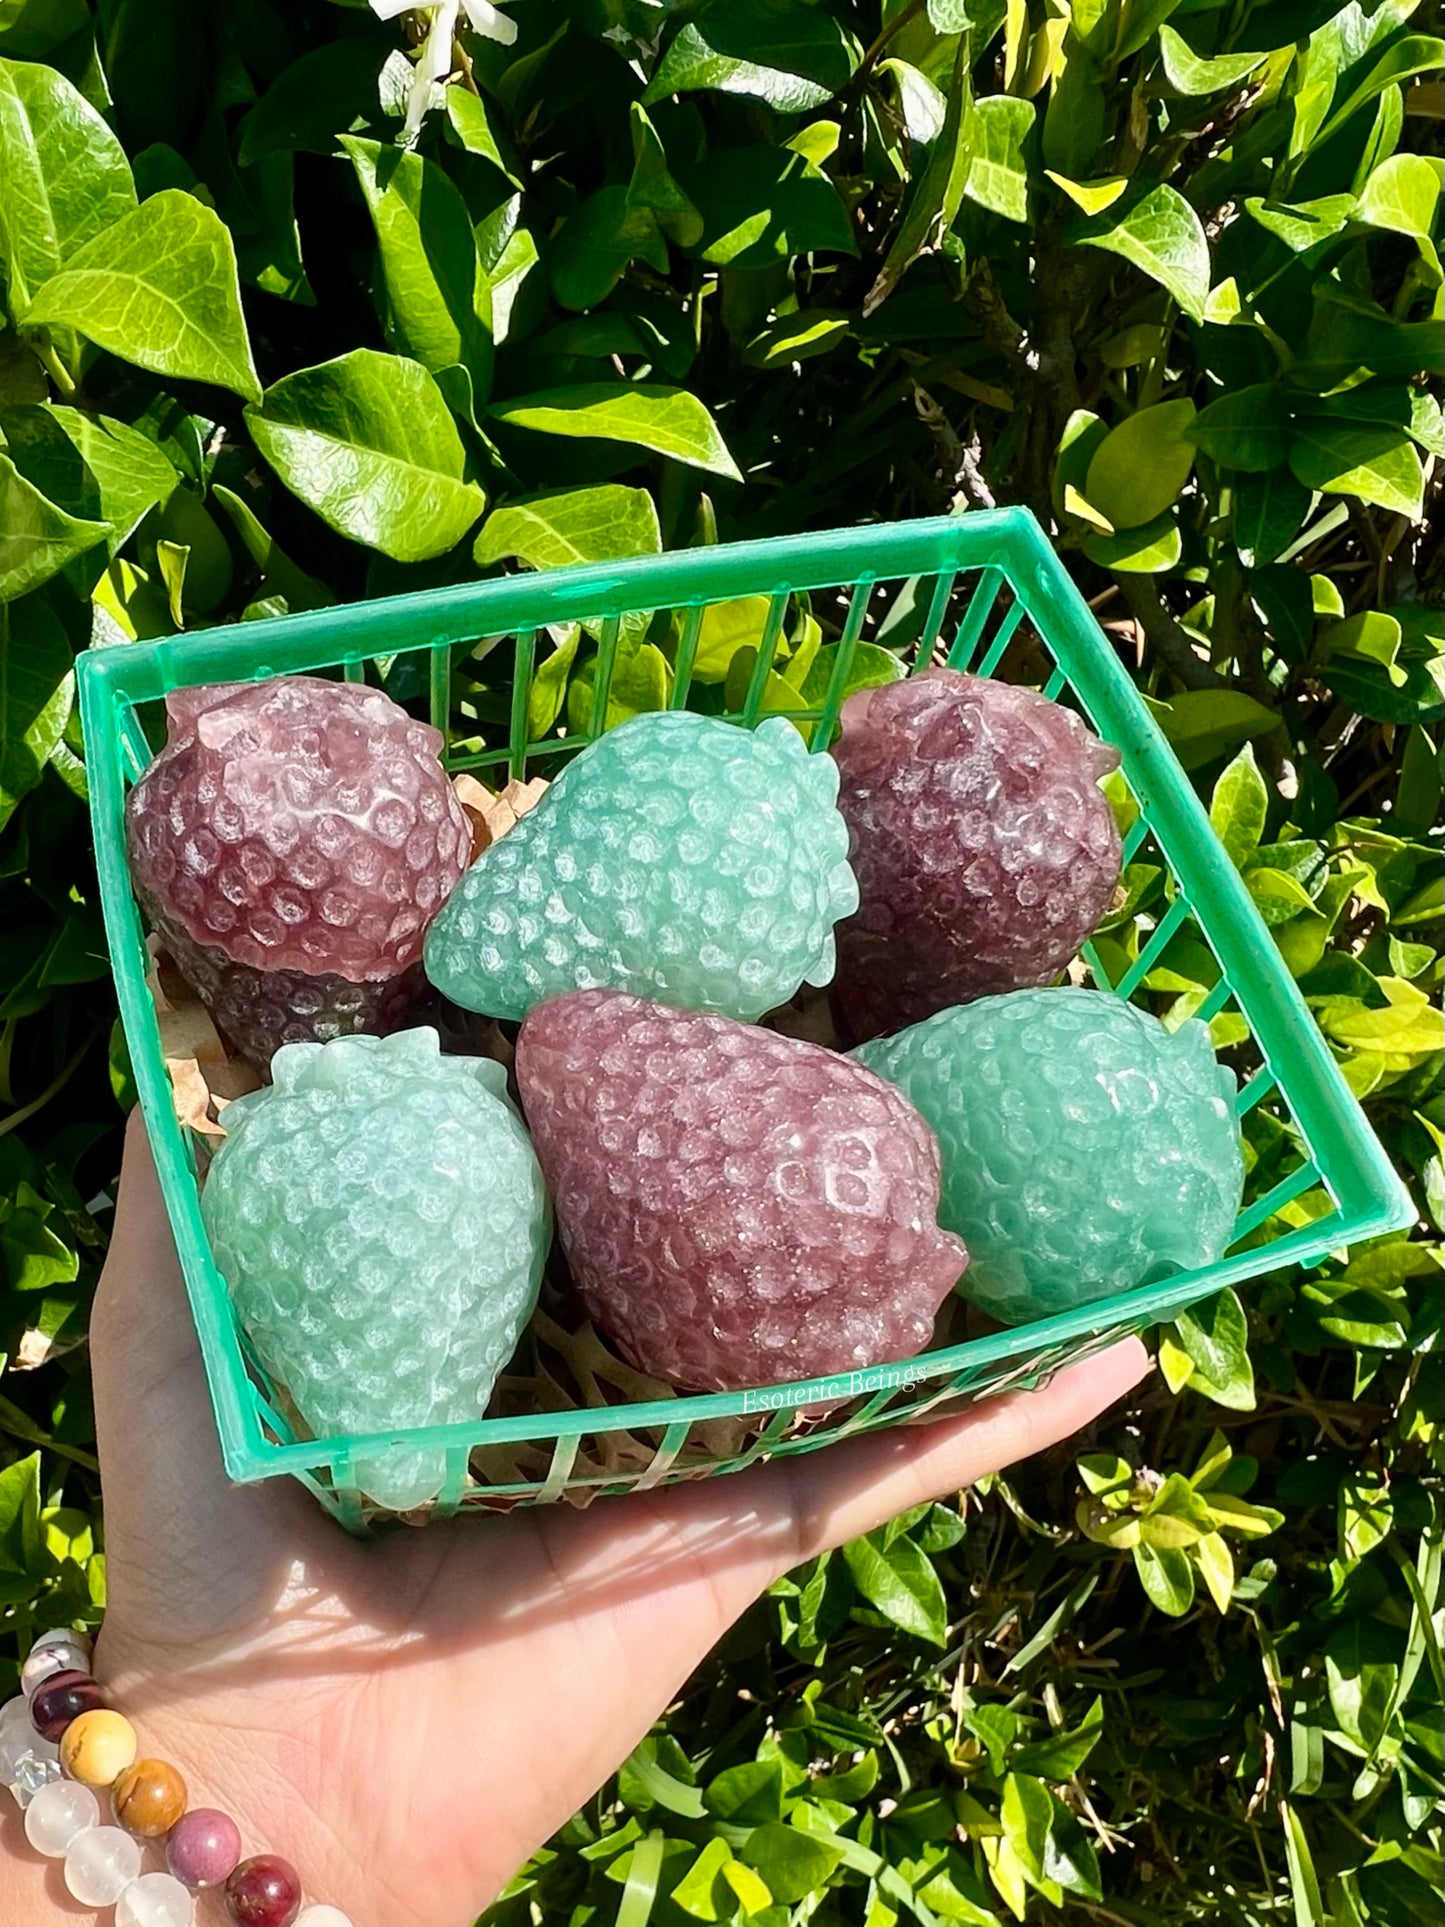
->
left=0, top=1, right=1440, bottom=1922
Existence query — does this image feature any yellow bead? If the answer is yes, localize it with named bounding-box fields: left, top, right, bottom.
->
left=59, top=1710, right=137, bottom=1787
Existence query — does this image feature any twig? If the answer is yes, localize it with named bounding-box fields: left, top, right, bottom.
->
left=857, top=0, right=929, bottom=79
left=1116, top=577, right=1225, bottom=690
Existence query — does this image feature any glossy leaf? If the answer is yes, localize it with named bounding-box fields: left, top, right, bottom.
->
left=246, top=349, right=485, bottom=562
left=1085, top=399, right=1197, bottom=529
left=1189, top=384, right=1291, bottom=473
left=842, top=1528, right=948, bottom=1645
left=0, top=594, right=73, bottom=831
left=1235, top=469, right=1313, bottom=567
left=1154, top=689, right=1280, bottom=770
left=1158, top=25, right=1267, bottom=95
left=1210, top=745, right=1268, bottom=868
left=0, top=404, right=177, bottom=554
left=1081, top=513, right=1183, bottom=572
left=0, top=451, right=107, bottom=599
left=489, top=384, right=742, bottom=480
left=343, top=137, right=493, bottom=403
left=474, top=484, right=661, bottom=573
left=1070, top=183, right=1211, bottom=322
left=1288, top=419, right=1426, bottom=518
left=0, top=52, right=135, bottom=311
left=680, top=145, right=856, bottom=270
left=22, top=189, right=262, bottom=401
left=965, top=95, right=1034, bottom=224
left=865, top=37, right=972, bottom=316
left=645, top=1, right=854, bottom=114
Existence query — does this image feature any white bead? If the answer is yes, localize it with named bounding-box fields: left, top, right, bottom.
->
left=296, top=1909, right=355, bottom=1927
left=0, top=1695, right=28, bottom=1736
left=116, top=1870, right=197, bottom=1927
left=22, top=1636, right=92, bottom=1698
left=0, top=1719, right=58, bottom=1781
left=10, top=1757, right=63, bottom=1808
left=64, top=1824, right=143, bottom=1906
left=30, top=1625, right=92, bottom=1659
left=24, top=1776, right=99, bottom=1855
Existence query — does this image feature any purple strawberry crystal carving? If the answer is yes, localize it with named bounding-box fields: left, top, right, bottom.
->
left=832, top=668, right=1122, bottom=1041
left=516, top=989, right=967, bottom=1393
left=126, top=677, right=471, bottom=1070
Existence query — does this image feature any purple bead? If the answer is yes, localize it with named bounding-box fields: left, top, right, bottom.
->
left=29, top=1672, right=104, bottom=1742
left=225, top=1854, right=303, bottom=1927
left=166, top=1806, right=243, bottom=1890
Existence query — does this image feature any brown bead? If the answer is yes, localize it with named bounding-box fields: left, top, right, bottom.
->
left=113, top=1757, right=188, bottom=1837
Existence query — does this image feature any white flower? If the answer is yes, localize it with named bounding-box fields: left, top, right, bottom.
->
left=370, top=0, right=517, bottom=144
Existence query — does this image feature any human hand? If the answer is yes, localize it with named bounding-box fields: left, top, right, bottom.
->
left=5, top=1112, right=1148, bottom=1926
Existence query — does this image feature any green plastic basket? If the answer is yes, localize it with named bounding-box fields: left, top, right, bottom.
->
left=78, top=509, right=1412, bottom=1533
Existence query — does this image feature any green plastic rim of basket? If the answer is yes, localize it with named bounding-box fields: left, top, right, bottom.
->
left=78, top=508, right=1413, bottom=1534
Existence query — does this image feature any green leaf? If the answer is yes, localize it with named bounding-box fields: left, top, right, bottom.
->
left=1153, top=689, right=1280, bottom=771
left=489, top=384, right=741, bottom=481
left=842, top=1528, right=948, bottom=1645
left=0, top=593, right=72, bottom=832
left=524, top=629, right=580, bottom=739
left=965, top=96, right=1034, bottom=225
left=796, top=641, right=904, bottom=707
left=1235, top=469, right=1312, bottom=567
left=1133, top=1542, right=1196, bottom=1615
left=1158, top=24, right=1267, bottom=95
left=0, top=1451, right=43, bottom=1583
left=239, top=33, right=391, bottom=164
left=1081, top=513, right=1182, bottom=573
left=567, top=638, right=672, bottom=733
left=1046, top=171, right=1129, bottom=215
left=0, top=52, right=135, bottom=313
left=1316, top=33, right=1445, bottom=147
left=628, top=102, right=703, bottom=248
left=246, top=349, right=485, bottom=563
left=1321, top=982, right=1444, bottom=1055
left=1012, top=1699, right=1104, bottom=1781
left=1280, top=1802, right=1327, bottom=1927
left=679, top=145, right=856, bottom=270
left=22, top=189, right=261, bottom=402
left=1188, top=384, right=1291, bottom=473
left=720, top=1858, right=772, bottom=1917
left=1288, top=419, right=1425, bottom=519
left=210, top=485, right=332, bottom=613
left=1085, top=399, right=1197, bottom=530
left=0, top=451, right=106, bottom=600
left=1070, top=183, right=1210, bottom=322
left=741, top=1821, right=844, bottom=1905
left=744, top=308, right=851, bottom=369
left=343, top=137, right=493, bottom=405
left=1245, top=194, right=1356, bottom=252
left=1292, top=287, right=1443, bottom=393
left=475, top=485, right=661, bottom=574
left=550, top=187, right=669, bottom=312
left=1000, top=1773, right=1054, bottom=1889
left=644, top=1, right=855, bottom=114
left=670, top=1838, right=734, bottom=1921
left=704, top=1759, right=786, bottom=1825
left=1356, top=151, right=1443, bottom=244
left=1170, top=1291, right=1256, bottom=1410
left=443, top=85, right=519, bottom=182
left=1210, top=745, right=1268, bottom=867
left=865, top=37, right=973, bottom=316
left=689, top=596, right=772, bottom=684
left=1, top=404, right=177, bottom=555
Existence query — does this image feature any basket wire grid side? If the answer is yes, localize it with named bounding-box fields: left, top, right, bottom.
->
left=77, top=510, right=1413, bottom=1531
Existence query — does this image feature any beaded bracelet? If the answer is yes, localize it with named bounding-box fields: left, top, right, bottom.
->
left=2, top=1628, right=349, bottom=1927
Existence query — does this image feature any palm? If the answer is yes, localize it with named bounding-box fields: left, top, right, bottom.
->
left=80, top=1117, right=1145, bottom=1927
